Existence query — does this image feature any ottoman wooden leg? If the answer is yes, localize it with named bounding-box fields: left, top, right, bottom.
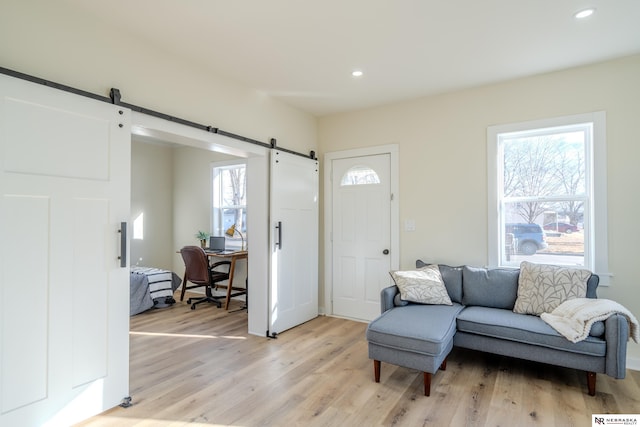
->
left=424, top=372, right=432, bottom=396
left=374, top=360, right=381, bottom=383
left=440, top=358, right=447, bottom=371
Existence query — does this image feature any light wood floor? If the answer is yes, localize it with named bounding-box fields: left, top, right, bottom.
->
left=78, top=293, right=640, bottom=426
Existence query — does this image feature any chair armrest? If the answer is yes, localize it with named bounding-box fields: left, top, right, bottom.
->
left=605, top=313, right=629, bottom=379
left=380, top=285, right=399, bottom=314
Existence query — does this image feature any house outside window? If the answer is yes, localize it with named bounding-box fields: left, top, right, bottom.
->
left=212, top=161, right=246, bottom=249
left=487, top=112, right=609, bottom=283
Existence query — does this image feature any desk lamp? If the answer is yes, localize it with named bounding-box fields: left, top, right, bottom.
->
left=225, top=224, right=245, bottom=251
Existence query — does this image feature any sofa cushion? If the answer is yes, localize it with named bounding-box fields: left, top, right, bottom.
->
left=390, top=265, right=452, bottom=305
left=456, top=306, right=605, bottom=357
left=416, top=260, right=463, bottom=304
left=366, top=303, right=464, bottom=356
left=513, top=261, right=591, bottom=315
left=462, top=266, right=519, bottom=309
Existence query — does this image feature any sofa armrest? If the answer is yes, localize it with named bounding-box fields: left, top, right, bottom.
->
left=605, top=313, right=629, bottom=379
left=380, top=285, right=399, bottom=313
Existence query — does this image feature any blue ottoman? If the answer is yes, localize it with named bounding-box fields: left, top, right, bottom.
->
left=366, top=303, right=463, bottom=396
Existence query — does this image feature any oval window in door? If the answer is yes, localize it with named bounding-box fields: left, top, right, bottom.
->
left=340, top=165, right=380, bottom=186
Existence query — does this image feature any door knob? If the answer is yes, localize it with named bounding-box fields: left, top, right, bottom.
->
left=383, top=249, right=389, bottom=255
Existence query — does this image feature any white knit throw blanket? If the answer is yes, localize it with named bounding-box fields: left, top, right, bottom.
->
left=541, top=298, right=639, bottom=343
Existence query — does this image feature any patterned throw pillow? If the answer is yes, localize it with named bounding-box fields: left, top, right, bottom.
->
left=390, top=265, right=452, bottom=306
left=513, top=261, right=591, bottom=315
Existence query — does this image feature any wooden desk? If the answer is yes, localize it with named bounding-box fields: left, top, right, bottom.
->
left=205, top=250, right=247, bottom=310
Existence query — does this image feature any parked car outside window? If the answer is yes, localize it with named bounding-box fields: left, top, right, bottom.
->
left=505, top=223, right=548, bottom=255
left=543, top=222, right=579, bottom=234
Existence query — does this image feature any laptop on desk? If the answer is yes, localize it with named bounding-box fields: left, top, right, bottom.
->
left=205, top=236, right=226, bottom=253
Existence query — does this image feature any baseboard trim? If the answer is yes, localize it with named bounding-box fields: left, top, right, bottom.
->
left=627, top=355, right=640, bottom=372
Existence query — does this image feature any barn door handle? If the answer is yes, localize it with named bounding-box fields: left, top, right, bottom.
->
left=118, top=221, right=127, bottom=267
left=275, top=221, right=282, bottom=250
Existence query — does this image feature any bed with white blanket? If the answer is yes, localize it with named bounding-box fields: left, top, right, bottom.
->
left=130, top=266, right=182, bottom=315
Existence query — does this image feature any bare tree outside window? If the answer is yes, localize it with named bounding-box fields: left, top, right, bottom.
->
left=556, top=141, right=586, bottom=225
left=498, top=126, right=589, bottom=266
left=225, top=167, right=246, bottom=232
left=212, top=163, right=247, bottom=247
left=488, top=112, right=607, bottom=274
left=503, top=133, right=585, bottom=225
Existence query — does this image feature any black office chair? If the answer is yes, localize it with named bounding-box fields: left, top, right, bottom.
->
left=179, top=246, right=231, bottom=309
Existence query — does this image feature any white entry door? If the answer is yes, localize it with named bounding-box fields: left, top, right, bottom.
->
left=0, top=75, right=131, bottom=426
left=332, top=154, right=392, bottom=321
left=269, top=150, right=318, bottom=336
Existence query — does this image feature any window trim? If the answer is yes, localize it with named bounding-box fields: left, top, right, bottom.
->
left=211, top=159, right=247, bottom=247
left=487, top=111, right=610, bottom=284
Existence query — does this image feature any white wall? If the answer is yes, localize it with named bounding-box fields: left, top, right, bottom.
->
left=3, top=0, right=638, bottom=364
left=130, top=139, right=175, bottom=270
left=0, top=0, right=312, bottom=326
left=172, top=146, right=247, bottom=282
left=318, top=55, right=640, bottom=364
left=173, top=146, right=223, bottom=260
left=131, top=141, right=249, bottom=292
left=0, top=0, right=316, bottom=153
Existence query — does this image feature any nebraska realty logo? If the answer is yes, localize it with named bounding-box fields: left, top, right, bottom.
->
left=593, top=415, right=639, bottom=426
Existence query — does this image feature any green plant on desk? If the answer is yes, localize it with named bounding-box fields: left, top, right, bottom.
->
left=195, top=231, right=210, bottom=248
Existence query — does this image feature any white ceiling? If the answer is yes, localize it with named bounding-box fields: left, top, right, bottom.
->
left=65, top=0, right=640, bottom=116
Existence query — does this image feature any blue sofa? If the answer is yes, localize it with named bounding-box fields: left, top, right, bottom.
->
left=365, top=260, right=629, bottom=396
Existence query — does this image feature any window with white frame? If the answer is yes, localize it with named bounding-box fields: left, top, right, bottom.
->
left=487, top=112, right=609, bottom=282
left=212, top=161, right=246, bottom=249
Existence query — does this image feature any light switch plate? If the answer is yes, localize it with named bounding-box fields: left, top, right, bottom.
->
left=404, top=219, right=415, bottom=231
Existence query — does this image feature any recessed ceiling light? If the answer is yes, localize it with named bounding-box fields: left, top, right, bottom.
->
left=574, top=8, right=595, bottom=19
left=351, top=70, right=363, bottom=77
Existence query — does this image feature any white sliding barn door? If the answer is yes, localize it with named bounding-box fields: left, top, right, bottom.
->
left=269, top=150, right=318, bottom=335
left=0, top=75, right=131, bottom=426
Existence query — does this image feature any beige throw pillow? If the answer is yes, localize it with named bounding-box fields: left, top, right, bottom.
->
left=390, top=265, right=452, bottom=306
left=513, top=261, right=591, bottom=315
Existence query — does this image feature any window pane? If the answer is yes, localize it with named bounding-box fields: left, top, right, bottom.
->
left=502, top=200, right=585, bottom=267
left=502, top=130, right=586, bottom=198
left=488, top=113, right=606, bottom=275
left=340, top=165, right=380, bottom=186
left=212, top=163, right=247, bottom=245
left=221, top=167, right=246, bottom=208
left=499, top=124, right=589, bottom=267
left=223, top=208, right=246, bottom=233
